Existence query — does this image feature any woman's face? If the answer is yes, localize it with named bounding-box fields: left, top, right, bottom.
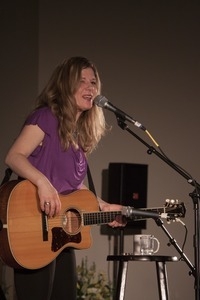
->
left=74, top=67, right=98, bottom=116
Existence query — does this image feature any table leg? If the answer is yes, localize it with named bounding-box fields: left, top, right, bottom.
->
left=115, top=261, right=128, bottom=300
left=156, top=261, right=169, bottom=300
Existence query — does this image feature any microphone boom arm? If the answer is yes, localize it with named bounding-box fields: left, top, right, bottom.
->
left=116, top=116, right=200, bottom=189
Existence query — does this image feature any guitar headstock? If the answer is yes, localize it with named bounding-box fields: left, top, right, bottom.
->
left=164, top=199, right=186, bottom=221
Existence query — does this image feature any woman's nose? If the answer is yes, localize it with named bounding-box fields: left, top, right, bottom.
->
left=86, top=82, right=94, bottom=90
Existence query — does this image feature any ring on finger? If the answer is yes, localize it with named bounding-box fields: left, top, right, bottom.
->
left=45, top=202, right=50, bottom=206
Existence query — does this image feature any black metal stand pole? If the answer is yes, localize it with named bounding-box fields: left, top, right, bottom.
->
left=116, top=116, right=200, bottom=300
left=154, top=218, right=195, bottom=277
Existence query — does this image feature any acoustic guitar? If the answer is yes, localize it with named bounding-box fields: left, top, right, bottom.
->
left=0, top=180, right=185, bottom=269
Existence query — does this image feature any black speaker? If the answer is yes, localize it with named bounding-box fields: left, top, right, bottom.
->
left=108, top=162, right=148, bottom=231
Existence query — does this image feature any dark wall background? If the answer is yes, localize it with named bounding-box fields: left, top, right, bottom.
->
left=0, top=1, right=199, bottom=299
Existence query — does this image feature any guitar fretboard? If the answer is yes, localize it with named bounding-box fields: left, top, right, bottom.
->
left=83, top=211, right=121, bottom=225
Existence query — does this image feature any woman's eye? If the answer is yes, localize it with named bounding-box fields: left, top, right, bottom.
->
left=79, top=78, right=96, bottom=86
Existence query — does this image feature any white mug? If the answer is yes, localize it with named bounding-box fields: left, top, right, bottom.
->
left=133, top=234, right=160, bottom=255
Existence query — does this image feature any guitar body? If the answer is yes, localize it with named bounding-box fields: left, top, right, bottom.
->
left=0, top=180, right=99, bottom=269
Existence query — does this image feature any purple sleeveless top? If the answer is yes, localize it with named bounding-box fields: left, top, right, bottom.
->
left=25, top=107, right=87, bottom=194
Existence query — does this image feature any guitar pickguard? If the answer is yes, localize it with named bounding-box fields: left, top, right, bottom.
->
left=51, top=227, right=81, bottom=252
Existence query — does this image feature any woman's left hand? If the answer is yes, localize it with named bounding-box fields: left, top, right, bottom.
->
left=101, top=203, right=127, bottom=228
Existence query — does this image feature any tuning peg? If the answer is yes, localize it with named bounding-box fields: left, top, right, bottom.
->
left=165, top=199, right=175, bottom=204
left=165, top=199, right=171, bottom=207
left=165, top=199, right=179, bottom=206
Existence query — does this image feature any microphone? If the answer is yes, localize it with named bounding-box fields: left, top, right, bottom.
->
left=122, top=206, right=160, bottom=220
left=94, top=95, right=146, bottom=130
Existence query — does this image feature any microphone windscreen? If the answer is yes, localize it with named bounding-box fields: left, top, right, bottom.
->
left=94, top=95, right=108, bottom=108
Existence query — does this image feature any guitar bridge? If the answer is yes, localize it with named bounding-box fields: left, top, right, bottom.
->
left=42, top=212, right=48, bottom=241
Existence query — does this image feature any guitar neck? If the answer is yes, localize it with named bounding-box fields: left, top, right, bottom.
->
left=82, top=204, right=185, bottom=226
left=83, top=207, right=161, bottom=226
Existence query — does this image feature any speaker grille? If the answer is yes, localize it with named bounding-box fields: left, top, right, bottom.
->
left=108, top=163, right=148, bottom=231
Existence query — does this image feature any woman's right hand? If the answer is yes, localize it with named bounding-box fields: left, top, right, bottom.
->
left=37, top=179, right=61, bottom=218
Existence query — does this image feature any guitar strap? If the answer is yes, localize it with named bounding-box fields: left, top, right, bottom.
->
left=87, top=164, right=97, bottom=196
left=0, top=167, right=13, bottom=186
left=1, top=167, right=97, bottom=197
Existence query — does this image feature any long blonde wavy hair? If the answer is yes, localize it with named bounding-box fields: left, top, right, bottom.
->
left=35, top=57, right=107, bottom=154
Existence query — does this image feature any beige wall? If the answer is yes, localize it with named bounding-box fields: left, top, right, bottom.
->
left=0, top=1, right=199, bottom=299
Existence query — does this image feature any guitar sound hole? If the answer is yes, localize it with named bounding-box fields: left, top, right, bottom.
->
left=62, top=208, right=81, bottom=235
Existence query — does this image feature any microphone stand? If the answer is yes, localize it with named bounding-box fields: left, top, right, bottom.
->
left=116, top=116, right=200, bottom=300
left=155, top=217, right=195, bottom=276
